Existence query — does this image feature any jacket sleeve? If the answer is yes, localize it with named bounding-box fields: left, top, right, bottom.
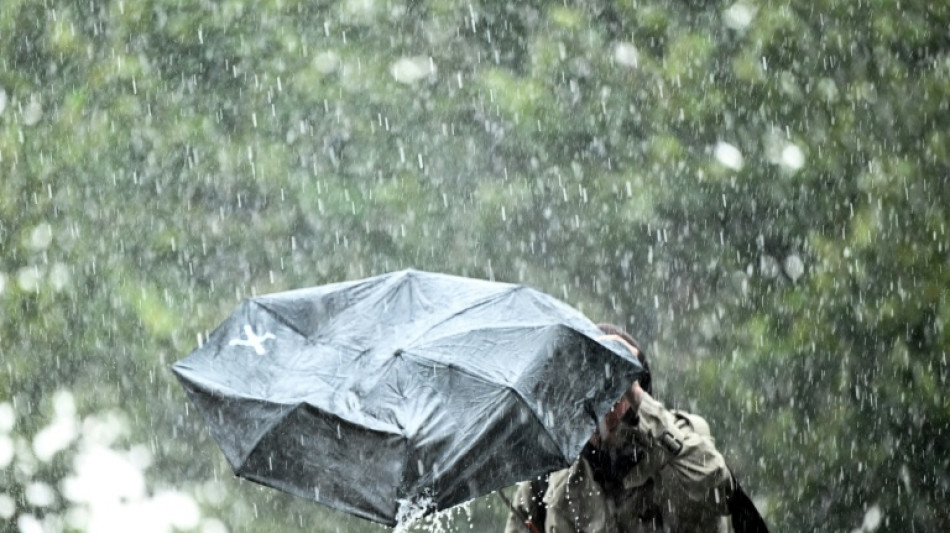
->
left=541, top=463, right=611, bottom=533
left=540, top=469, right=577, bottom=533
left=623, top=392, right=734, bottom=514
left=504, top=480, right=546, bottom=533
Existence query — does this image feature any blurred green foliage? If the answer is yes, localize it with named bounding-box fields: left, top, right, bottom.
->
left=1, top=0, right=947, bottom=531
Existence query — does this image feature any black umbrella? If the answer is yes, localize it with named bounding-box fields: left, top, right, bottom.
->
left=172, top=270, right=644, bottom=526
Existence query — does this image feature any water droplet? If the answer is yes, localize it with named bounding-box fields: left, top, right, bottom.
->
left=17, top=266, right=43, bottom=292
left=391, top=57, right=435, bottom=84
left=723, top=2, right=756, bottom=30
left=714, top=141, right=744, bottom=171
left=22, top=97, right=43, bottom=126
left=27, top=223, right=53, bottom=251
left=613, top=42, right=639, bottom=68
left=781, top=144, right=806, bottom=170
left=783, top=254, right=805, bottom=282
left=313, top=51, right=341, bottom=74
left=862, top=504, right=882, bottom=531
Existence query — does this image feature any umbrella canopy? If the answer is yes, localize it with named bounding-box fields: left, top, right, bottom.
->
left=172, top=269, right=644, bottom=526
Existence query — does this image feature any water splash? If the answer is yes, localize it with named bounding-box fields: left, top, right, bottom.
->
left=393, top=492, right=436, bottom=533
left=396, top=497, right=476, bottom=533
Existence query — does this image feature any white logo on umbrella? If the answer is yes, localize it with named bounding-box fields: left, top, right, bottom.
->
left=229, top=325, right=276, bottom=355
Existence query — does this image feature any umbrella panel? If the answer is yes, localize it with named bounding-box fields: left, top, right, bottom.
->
left=239, top=403, right=407, bottom=525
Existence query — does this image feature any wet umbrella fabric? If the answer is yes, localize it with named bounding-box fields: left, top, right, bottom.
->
left=172, top=270, right=644, bottom=526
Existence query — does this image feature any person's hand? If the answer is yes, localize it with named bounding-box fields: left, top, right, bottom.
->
left=591, top=333, right=646, bottom=446
left=598, top=334, right=645, bottom=409
left=592, top=380, right=643, bottom=446
left=626, top=380, right=644, bottom=410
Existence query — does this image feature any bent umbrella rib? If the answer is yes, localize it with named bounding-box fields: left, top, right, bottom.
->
left=405, top=286, right=524, bottom=346
left=233, top=402, right=300, bottom=474
left=505, top=387, right=566, bottom=464
left=398, top=347, right=565, bottom=461
left=250, top=299, right=308, bottom=338
left=397, top=348, right=506, bottom=389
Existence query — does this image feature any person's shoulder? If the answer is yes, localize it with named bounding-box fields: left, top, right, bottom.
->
left=670, top=409, right=712, bottom=437
left=541, top=464, right=576, bottom=506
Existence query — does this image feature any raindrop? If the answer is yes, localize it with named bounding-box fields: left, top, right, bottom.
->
left=17, top=515, right=43, bottom=533
left=0, top=435, right=12, bottom=469
left=343, top=0, right=379, bottom=22
left=759, top=255, right=781, bottom=278
left=0, top=403, right=13, bottom=432
left=313, top=51, right=341, bottom=75
left=22, top=96, right=43, bottom=126
left=391, top=57, right=435, bottom=84
left=862, top=504, right=882, bottom=531
left=783, top=254, right=805, bottom=282
left=49, top=263, right=71, bottom=292
left=17, top=266, right=43, bottom=292
left=613, top=42, right=639, bottom=68
left=730, top=270, right=750, bottom=298
left=714, top=141, right=744, bottom=171
left=26, top=223, right=53, bottom=251
left=781, top=144, right=806, bottom=170
left=722, top=2, right=756, bottom=30
left=200, top=518, right=229, bottom=533
left=0, top=493, right=13, bottom=520
left=817, top=78, right=839, bottom=102
left=24, top=482, right=56, bottom=507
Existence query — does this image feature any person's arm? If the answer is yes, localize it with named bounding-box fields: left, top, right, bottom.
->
left=624, top=387, right=733, bottom=513
left=542, top=492, right=578, bottom=533
left=540, top=462, right=610, bottom=533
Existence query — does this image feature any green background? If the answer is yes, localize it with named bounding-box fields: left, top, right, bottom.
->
left=1, top=0, right=947, bottom=531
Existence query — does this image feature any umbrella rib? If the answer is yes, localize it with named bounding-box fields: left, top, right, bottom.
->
left=398, top=349, right=564, bottom=457
left=250, top=300, right=308, bottom=338
left=234, top=400, right=300, bottom=471
left=405, top=285, right=524, bottom=346
left=505, top=387, right=564, bottom=462
left=398, top=349, right=504, bottom=389
left=415, top=322, right=541, bottom=346
left=251, top=300, right=367, bottom=355
left=393, top=353, right=567, bottom=504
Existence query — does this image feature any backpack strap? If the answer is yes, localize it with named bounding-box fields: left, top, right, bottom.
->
left=526, top=476, right=550, bottom=528
left=497, top=485, right=544, bottom=533
left=727, top=472, right=770, bottom=533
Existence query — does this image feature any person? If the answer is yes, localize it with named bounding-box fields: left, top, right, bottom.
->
left=504, top=323, right=736, bottom=533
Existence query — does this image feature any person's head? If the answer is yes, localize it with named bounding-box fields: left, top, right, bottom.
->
left=596, top=323, right=651, bottom=395
left=589, top=324, right=653, bottom=446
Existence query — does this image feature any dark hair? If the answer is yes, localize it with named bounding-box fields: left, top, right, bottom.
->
left=597, top=323, right=652, bottom=395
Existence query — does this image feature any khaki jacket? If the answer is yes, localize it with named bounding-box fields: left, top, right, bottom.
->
left=505, top=392, right=733, bottom=533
